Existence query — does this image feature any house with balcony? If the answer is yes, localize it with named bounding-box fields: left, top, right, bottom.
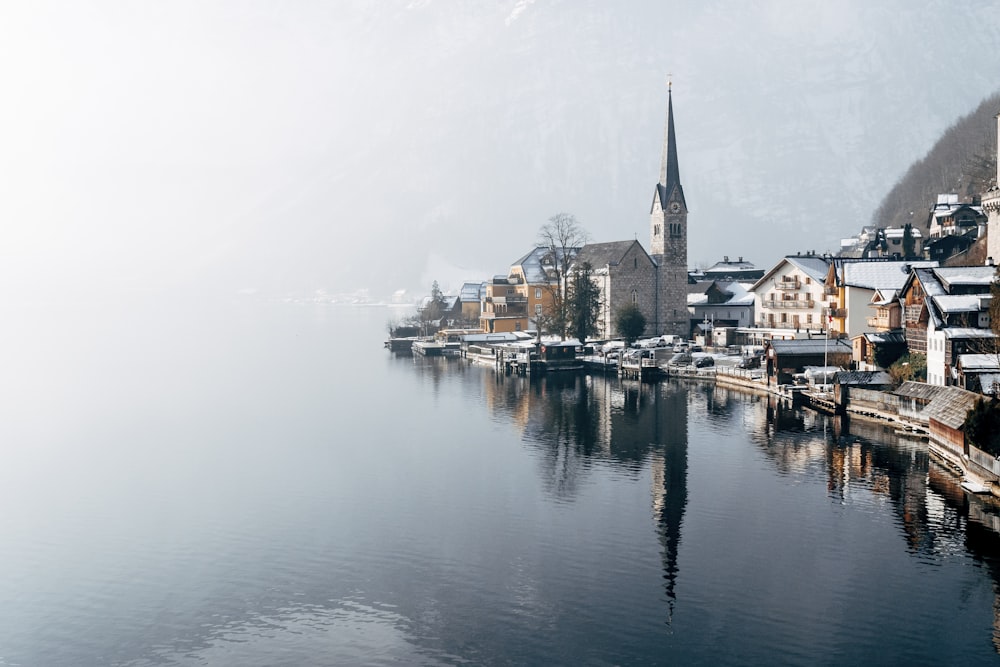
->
left=927, top=193, right=986, bottom=239
left=899, top=265, right=996, bottom=386
left=750, top=253, right=831, bottom=335
left=824, top=259, right=937, bottom=339
left=480, top=246, right=581, bottom=334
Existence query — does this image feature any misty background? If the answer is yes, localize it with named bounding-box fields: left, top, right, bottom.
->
left=4, top=0, right=1000, bottom=302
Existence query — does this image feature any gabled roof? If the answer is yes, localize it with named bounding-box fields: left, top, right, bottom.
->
left=922, top=385, right=980, bottom=430
left=894, top=381, right=945, bottom=401
left=574, top=240, right=650, bottom=271
left=836, top=260, right=937, bottom=290
left=750, top=255, right=831, bottom=292
left=933, top=265, right=995, bottom=290
left=511, top=246, right=581, bottom=284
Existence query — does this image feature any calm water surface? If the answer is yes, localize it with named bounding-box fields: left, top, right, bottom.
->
left=2, top=298, right=1000, bottom=665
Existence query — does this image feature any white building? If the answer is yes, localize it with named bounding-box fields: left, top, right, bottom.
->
left=750, top=253, right=831, bottom=333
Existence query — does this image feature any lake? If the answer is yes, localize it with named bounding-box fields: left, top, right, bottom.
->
left=2, top=297, right=999, bottom=665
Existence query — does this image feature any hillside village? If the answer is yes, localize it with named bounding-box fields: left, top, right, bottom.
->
left=396, top=91, right=1000, bottom=496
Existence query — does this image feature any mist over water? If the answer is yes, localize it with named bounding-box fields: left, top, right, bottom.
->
left=2, top=300, right=999, bottom=665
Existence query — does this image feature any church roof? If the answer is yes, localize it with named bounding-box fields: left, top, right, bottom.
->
left=574, top=240, right=648, bottom=270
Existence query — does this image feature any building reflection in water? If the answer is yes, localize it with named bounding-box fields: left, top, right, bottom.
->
left=480, top=369, right=1000, bottom=646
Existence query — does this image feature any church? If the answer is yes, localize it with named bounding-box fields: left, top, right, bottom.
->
left=577, top=84, right=690, bottom=338
left=479, top=86, right=691, bottom=339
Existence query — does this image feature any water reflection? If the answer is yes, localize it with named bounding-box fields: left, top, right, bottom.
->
left=480, top=372, right=689, bottom=625
left=476, top=369, right=1000, bottom=653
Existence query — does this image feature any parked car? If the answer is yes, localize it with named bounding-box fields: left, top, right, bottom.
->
left=694, top=355, right=715, bottom=368
left=737, top=355, right=762, bottom=369
left=669, top=352, right=693, bottom=366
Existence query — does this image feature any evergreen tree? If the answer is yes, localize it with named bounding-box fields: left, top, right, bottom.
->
left=902, top=223, right=915, bottom=259
left=614, top=303, right=647, bottom=346
left=567, top=262, right=601, bottom=345
left=964, top=397, right=1000, bottom=457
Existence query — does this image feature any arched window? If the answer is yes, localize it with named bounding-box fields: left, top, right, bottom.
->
left=632, top=290, right=638, bottom=304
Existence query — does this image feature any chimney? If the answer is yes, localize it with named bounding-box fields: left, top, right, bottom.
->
left=723, top=255, right=729, bottom=263
left=738, top=256, right=743, bottom=262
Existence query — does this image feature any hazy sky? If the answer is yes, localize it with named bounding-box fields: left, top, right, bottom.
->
left=4, top=0, right=1000, bottom=300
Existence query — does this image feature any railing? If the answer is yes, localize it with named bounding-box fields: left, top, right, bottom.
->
left=825, top=308, right=847, bottom=318
left=824, top=286, right=839, bottom=295
left=774, top=278, right=801, bottom=290
left=488, top=295, right=527, bottom=305
left=766, top=299, right=815, bottom=309
left=867, top=316, right=892, bottom=329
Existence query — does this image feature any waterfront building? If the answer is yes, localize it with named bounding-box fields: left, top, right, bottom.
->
left=480, top=246, right=580, bottom=334
left=574, top=240, right=658, bottom=340
left=687, top=280, right=755, bottom=337
left=750, top=253, right=830, bottom=333
left=824, top=258, right=937, bottom=339
left=898, top=265, right=996, bottom=386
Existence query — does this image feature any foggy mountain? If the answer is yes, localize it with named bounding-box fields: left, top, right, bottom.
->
left=4, top=1, right=1000, bottom=300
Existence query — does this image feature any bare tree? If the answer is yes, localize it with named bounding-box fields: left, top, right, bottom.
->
left=536, top=213, right=589, bottom=339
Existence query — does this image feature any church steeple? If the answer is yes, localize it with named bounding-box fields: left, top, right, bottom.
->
left=656, top=83, right=685, bottom=211
left=649, top=81, right=689, bottom=337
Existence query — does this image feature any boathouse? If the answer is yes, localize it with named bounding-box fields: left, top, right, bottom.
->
left=765, top=338, right=852, bottom=385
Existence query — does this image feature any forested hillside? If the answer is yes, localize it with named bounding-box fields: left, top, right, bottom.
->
left=873, top=92, right=1000, bottom=231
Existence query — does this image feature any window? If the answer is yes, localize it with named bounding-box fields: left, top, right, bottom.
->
left=633, top=257, right=637, bottom=268
left=805, top=277, right=811, bottom=285
left=807, top=314, right=813, bottom=324
left=535, top=288, right=542, bottom=299
left=535, top=304, right=542, bottom=315
left=632, top=290, right=638, bottom=304
left=654, top=224, right=661, bottom=236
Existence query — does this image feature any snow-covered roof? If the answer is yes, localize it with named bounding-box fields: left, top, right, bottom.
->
left=687, top=293, right=708, bottom=305
left=980, top=373, right=1000, bottom=395
left=931, top=294, right=987, bottom=313
left=957, top=354, right=1000, bottom=371
left=942, top=327, right=997, bottom=340
left=752, top=255, right=830, bottom=291
left=841, top=260, right=937, bottom=290
left=933, top=265, right=996, bottom=289
left=860, top=331, right=906, bottom=345
left=512, top=246, right=581, bottom=284
left=883, top=226, right=923, bottom=239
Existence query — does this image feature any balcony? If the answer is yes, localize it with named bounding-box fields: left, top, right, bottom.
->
left=486, top=295, right=528, bottom=305
left=825, top=308, right=847, bottom=319
left=766, top=299, right=815, bottom=309
left=774, top=278, right=801, bottom=290
left=824, top=285, right=839, bottom=296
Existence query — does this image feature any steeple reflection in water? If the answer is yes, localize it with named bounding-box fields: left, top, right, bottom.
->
left=486, top=371, right=688, bottom=625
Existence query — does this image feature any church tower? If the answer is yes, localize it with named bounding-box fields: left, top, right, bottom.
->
left=650, top=84, right=689, bottom=336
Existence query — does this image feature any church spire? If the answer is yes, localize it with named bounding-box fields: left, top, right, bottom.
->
left=657, top=82, right=685, bottom=210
